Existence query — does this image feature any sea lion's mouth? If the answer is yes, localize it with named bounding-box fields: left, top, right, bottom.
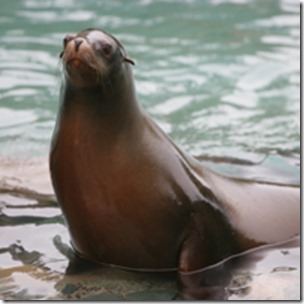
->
left=67, top=58, right=82, bottom=66
left=66, top=58, right=88, bottom=69
left=64, top=57, right=98, bottom=77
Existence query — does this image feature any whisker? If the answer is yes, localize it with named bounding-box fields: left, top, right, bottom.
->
left=55, top=58, right=63, bottom=79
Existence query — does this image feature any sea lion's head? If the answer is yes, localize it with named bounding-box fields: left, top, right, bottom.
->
left=60, top=28, right=134, bottom=88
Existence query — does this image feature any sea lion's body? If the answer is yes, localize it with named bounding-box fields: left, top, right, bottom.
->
left=50, top=29, right=300, bottom=274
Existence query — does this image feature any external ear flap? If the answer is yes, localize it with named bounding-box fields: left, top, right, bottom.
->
left=119, top=47, right=135, bottom=65
left=124, top=56, right=135, bottom=65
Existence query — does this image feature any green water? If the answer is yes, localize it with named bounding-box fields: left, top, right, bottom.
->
left=0, top=0, right=300, bottom=160
left=0, top=0, right=300, bottom=300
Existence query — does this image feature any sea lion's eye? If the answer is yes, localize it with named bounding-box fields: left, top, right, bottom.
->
left=96, top=42, right=113, bottom=56
left=102, top=43, right=113, bottom=56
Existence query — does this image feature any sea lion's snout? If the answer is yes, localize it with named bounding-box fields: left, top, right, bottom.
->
left=61, top=35, right=91, bottom=64
left=74, top=38, right=84, bottom=52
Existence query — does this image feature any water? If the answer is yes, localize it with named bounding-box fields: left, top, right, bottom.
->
left=0, top=0, right=300, bottom=300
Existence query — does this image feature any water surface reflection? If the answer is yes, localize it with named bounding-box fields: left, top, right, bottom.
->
left=0, top=0, right=300, bottom=300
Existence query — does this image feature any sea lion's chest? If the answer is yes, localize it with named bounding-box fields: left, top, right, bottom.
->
left=50, top=113, right=196, bottom=268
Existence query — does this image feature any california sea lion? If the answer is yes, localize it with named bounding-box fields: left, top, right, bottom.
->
left=50, top=28, right=300, bottom=276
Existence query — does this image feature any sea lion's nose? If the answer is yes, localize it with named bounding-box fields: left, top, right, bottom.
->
left=63, top=34, right=76, bottom=48
left=74, top=38, right=84, bottom=52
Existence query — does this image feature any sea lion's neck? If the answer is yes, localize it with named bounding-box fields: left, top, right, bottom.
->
left=61, top=68, right=142, bottom=137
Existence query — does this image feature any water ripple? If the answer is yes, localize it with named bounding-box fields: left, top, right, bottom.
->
left=0, top=0, right=299, bottom=161
left=236, top=62, right=294, bottom=91
left=0, top=108, right=37, bottom=129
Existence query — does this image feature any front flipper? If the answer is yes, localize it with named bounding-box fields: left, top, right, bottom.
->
left=177, top=232, right=233, bottom=300
left=177, top=231, right=226, bottom=300
left=178, top=231, right=208, bottom=273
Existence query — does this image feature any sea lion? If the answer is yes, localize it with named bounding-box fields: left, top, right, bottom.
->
left=49, top=28, right=300, bottom=276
